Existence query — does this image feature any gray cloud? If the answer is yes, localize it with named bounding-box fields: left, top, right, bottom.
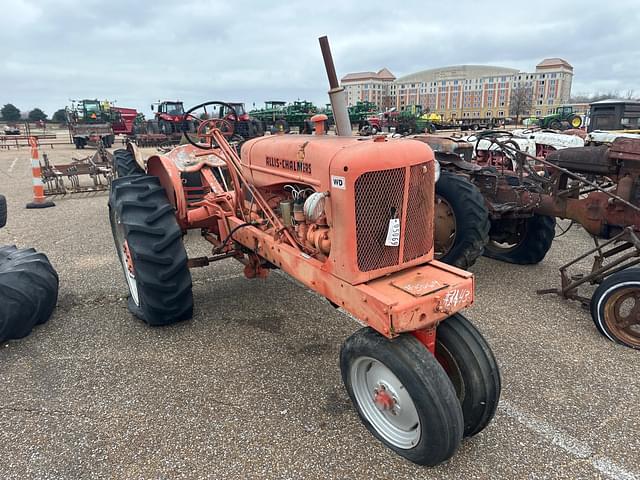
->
left=2, top=0, right=637, bottom=116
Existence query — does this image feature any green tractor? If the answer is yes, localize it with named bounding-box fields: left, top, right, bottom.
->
left=250, top=100, right=318, bottom=133
left=537, top=105, right=583, bottom=130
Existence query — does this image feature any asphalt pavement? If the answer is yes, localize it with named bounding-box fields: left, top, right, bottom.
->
left=0, top=141, right=638, bottom=479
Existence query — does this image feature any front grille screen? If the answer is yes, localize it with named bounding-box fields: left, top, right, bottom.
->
left=403, top=162, right=434, bottom=262
left=354, top=168, right=406, bottom=272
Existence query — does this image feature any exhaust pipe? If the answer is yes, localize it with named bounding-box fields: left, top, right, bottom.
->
left=318, top=36, right=352, bottom=137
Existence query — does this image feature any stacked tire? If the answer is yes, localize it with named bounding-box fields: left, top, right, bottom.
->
left=0, top=246, right=59, bottom=343
left=0, top=194, right=59, bottom=343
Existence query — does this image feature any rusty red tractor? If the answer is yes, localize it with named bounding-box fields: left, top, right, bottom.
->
left=108, top=37, right=500, bottom=467
left=414, top=132, right=640, bottom=350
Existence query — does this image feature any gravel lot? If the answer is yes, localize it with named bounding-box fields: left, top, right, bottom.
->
left=0, top=137, right=639, bottom=479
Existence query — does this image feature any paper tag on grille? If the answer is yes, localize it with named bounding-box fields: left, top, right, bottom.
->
left=385, top=218, right=400, bottom=246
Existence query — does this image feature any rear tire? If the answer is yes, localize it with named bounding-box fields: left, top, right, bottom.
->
left=273, top=119, right=289, bottom=134
left=590, top=268, right=640, bottom=349
left=0, top=246, right=59, bottom=342
left=484, top=214, right=555, bottom=264
left=113, top=149, right=145, bottom=177
left=340, top=328, right=463, bottom=466
left=0, top=194, right=6, bottom=228
left=159, top=120, right=174, bottom=135
left=435, top=172, right=490, bottom=269
left=436, top=314, right=501, bottom=437
left=569, top=115, right=582, bottom=129
left=109, top=175, right=193, bottom=325
left=147, top=121, right=159, bottom=134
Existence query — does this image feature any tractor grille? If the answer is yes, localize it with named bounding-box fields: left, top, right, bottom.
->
left=355, top=168, right=406, bottom=272
left=403, top=162, right=434, bottom=262
left=354, top=163, right=434, bottom=272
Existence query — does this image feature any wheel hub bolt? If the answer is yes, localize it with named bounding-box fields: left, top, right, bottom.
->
left=373, top=384, right=398, bottom=414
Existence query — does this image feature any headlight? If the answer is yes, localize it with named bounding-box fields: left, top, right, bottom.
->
left=434, top=159, right=441, bottom=182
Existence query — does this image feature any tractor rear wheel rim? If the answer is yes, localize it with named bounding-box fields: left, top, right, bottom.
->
left=488, top=219, right=527, bottom=252
left=434, top=196, right=456, bottom=258
left=604, top=289, right=640, bottom=348
left=351, top=356, right=420, bottom=449
left=114, top=213, right=140, bottom=306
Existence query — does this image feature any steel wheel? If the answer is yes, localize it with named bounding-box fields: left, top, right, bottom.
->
left=604, top=289, right=640, bottom=346
left=591, top=269, right=640, bottom=349
left=350, top=356, right=421, bottom=449
left=434, top=195, right=456, bottom=258
left=111, top=210, right=140, bottom=307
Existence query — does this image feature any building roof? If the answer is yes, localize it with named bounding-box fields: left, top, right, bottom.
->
left=394, top=65, right=519, bottom=84
left=341, top=68, right=395, bottom=82
left=590, top=98, right=640, bottom=105
left=536, top=58, right=573, bottom=70
left=376, top=68, right=395, bottom=80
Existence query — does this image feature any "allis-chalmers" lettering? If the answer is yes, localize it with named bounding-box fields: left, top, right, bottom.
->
left=265, top=156, right=312, bottom=174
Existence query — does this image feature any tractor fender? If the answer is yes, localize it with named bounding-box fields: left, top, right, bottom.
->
left=126, top=141, right=146, bottom=172
left=147, top=155, right=189, bottom=229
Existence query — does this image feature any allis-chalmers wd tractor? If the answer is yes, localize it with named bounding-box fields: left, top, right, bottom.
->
left=108, top=38, right=500, bottom=466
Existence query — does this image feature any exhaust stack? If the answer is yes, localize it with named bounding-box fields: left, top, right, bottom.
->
left=319, top=36, right=352, bottom=136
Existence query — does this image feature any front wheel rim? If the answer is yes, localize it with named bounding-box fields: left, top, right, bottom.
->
left=350, top=356, right=421, bottom=449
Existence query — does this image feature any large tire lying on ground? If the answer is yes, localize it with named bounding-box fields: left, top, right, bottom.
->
left=434, top=171, right=490, bottom=269
left=109, top=175, right=193, bottom=325
left=113, top=149, right=145, bottom=178
left=0, top=194, right=6, bottom=228
left=590, top=268, right=640, bottom=350
left=483, top=214, right=555, bottom=264
left=0, top=246, right=59, bottom=343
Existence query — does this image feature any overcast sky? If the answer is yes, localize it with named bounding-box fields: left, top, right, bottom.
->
left=2, top=0, right=638, bottom=117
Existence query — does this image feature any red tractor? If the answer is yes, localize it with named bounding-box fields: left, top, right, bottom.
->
left=109, top=40, right=500, bottom=466
left=149, top=100, right=190, bottom=134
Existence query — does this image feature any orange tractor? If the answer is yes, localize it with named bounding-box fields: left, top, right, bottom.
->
left=108, top=38, right=500, bottom=465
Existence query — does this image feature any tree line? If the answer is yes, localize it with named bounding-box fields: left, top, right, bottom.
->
left=1, top=104, right=67, bottom=123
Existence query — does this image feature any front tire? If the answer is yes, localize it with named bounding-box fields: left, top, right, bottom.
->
left=113, top=149, right=145, bottom=178
left=434, top=171, right=490, bottom=269
left=436, top=314, right=501, bottom=437
left=590, top=268, right=640, bottom=349
left=484, top=214, right=555, bottom=264
left=109, top=175, right=193, bottom=325
left=341, top=328, right=463, bottom=466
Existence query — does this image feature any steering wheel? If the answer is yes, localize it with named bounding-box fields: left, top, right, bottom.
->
left=182, top=101, right=239, bottom=150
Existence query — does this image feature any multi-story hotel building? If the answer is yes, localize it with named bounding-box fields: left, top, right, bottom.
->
left=341, top=68, right=396, bottom=110
left=341, top=58, right=573, bottom=120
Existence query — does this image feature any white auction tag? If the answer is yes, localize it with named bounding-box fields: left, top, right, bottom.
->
left=385, top=218, right=401, bottom=246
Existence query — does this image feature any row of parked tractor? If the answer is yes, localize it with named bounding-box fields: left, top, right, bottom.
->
left=65, top=92, right=640, bottom=353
